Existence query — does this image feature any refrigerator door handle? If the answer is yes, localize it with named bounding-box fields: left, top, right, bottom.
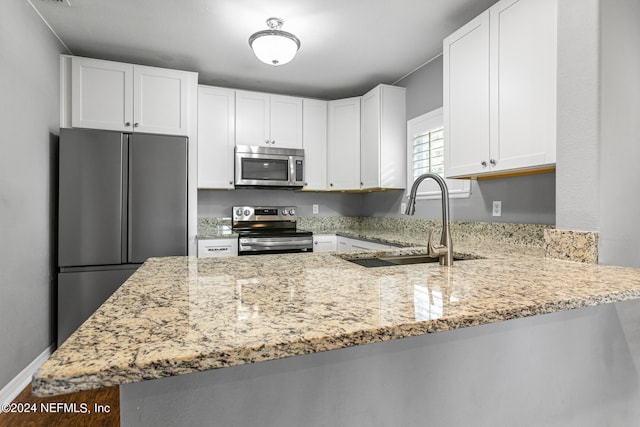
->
left=122, top=134, right=129, bottom=264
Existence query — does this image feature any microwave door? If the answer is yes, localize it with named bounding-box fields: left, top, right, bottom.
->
left=240, top=157, right=289, bottom=186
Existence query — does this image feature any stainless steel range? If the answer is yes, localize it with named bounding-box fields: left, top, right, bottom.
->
left=232, top=206, right=313, bottom=255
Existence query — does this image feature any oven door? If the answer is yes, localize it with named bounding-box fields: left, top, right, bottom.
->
left=235, top=145, right=304, bottom=189
left=238, top=235, right=313, bottom=255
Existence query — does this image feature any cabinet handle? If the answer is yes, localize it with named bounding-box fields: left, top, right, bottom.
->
left=134, top=123, right=139, bottom=128
left=490, top=159, right=496, bottom=166
left=271, top=140, right=276, bottom=144
left=125, top=122, right=131, bottom=127
left=229, top=181, right=233, bottom=185
left=481, top=161, right=487, bottom=167
left=330, top=183, right=334, bottom=187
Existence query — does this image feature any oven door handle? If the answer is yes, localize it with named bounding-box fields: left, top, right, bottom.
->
left=240, top=239, right=313, bottom=247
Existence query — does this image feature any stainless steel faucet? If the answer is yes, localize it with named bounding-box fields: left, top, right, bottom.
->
left=405, top=173, right=453, bottom=266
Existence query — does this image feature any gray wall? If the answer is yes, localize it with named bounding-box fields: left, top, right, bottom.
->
left=0, top=1, right=65, bottom=389
left=555, top=0, right=601, bottom=232
left=598, top=0, right=640, bottom=266
left=122, top=300, right=640, bottom=427
left=555, top=0, right=640, bottom=267
left=198, top=190, right=365, bottom=218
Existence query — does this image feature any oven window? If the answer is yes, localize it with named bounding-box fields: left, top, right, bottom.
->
left=242, top=158, right=289, bottom=181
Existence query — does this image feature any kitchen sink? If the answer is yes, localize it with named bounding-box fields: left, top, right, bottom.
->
left=345, top=253, right=483, bottom=268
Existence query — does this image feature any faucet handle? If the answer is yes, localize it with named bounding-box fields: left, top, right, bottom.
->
left=427, top=231, right=449, bottom=257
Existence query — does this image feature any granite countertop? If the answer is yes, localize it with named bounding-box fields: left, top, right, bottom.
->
left=33, top=232, right=640, bottom=397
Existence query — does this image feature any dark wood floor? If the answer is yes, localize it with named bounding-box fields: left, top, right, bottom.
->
left=0, top=384, right=119, bottom=427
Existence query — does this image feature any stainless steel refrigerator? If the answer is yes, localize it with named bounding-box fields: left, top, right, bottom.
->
left=57, top=128, right=187, bottom=346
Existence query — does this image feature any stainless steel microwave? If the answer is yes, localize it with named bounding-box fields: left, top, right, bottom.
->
left=235, top=145, right=305, bottom=189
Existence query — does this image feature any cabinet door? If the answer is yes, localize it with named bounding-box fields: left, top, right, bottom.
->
left=71, top=57, right=133, bottom=132
left=351, top=239, right=393, bottom=251
left=197, top=239, right=238, bottom=257
left=328, top=97, right=361, bottom=190
left=198, top=86, right=235, bottom=189
left=236, top=90, right=270, bottom=146
left=360, top=87, right=380, bottom=189
left=302, top=99, right=328, bottom=190
left=378, top=85, right=406, bottom=189
left=336, top=236, right=352, bottom=251
left=361, top=85, right=407, bottom=190
left=270, top=95, right=303, bottom=148
left=133, top=65, right=189, bottom=136
left=312, top=235, right=337, bottom=252
left=489, top=0, right=557, bottom=172
left=443, top=11, right=490, bottom=178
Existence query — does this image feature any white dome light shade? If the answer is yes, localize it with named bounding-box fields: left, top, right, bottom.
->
left=249, top=18, right=301, bottom=66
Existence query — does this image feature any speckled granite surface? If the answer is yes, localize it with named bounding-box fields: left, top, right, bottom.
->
left=197, top=217, right=234, bottom=238
left=544, top=229, right=599, bottom=263
left=34, top=233, right=640, bottom=397
left=199, top=216, right=551, bottom=247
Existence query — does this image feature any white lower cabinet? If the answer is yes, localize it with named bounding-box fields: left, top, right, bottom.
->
left=197, top=239, right=238, bottom=257
left=337, top=236, right=397, bottom=251
left=312, top=234, right=337, bottom=252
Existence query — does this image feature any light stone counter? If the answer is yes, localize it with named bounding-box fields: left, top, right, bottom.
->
left=33, top=236, right=640, bottom=398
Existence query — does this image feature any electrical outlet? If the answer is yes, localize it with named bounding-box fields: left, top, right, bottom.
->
left=312, top=204, right=319, bottom=214
left=400, top=202, right=407, bottom=214
left=492, top=201, right=502, bottom=217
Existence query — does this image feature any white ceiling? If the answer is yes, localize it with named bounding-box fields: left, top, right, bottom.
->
left=31, top=0, right=498, bottom=99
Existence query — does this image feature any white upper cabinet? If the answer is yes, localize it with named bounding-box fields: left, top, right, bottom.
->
left=133, top=65, right=190, bottom=135
left=70, top=58, right=133, bottom=132
left=235, top=91, right=269, bottom=146
left=360, top=84, right=406, bottom=190
left=444, top=0, right=557, bottom=178
left=270, top=95, right=303, bottom=148
left=235, top=90, right=303, bottom=149
left=488, top=0, right=557, bottom=173
left=443, top=12, right=490, bottom=178
left=302, top=98, right=328, bottom=191
left=327, top=97, right=361, bottom=190
left=197, top=85, right=235, bottom=189
left=67, top=56, right=194, bottom=136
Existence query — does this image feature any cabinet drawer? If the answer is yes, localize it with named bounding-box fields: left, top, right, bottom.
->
left=197, top=239, right=238, bottom=257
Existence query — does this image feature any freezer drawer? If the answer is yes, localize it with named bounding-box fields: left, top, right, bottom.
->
left=57, top=266, right=137, bottom=346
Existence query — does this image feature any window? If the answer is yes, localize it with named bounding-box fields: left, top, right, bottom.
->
left=406, top=108, right=470, bottom=199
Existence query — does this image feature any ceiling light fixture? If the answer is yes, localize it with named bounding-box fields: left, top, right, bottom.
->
left=249, top=17, right=301, bottom=66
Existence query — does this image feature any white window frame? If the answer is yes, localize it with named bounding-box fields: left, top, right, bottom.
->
left=406, top=108, right=471, bottom=199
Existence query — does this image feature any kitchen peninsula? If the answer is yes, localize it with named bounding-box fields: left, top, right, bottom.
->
left=34, top=233, right=640, bottom=426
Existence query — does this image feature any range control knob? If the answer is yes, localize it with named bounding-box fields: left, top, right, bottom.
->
left=282, top=209, right=288, bottom=216
left=289, top=208, right=296, bottom=216
left=235, top=208, right=243, bottom=217
left=244, top=209, right=251, bottom=217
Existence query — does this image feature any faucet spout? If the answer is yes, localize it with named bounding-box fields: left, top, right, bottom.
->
left=405, top=173, right=453, bottom=266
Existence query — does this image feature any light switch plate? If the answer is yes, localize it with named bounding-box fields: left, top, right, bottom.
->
left=312, top=204, right=319, bottom=214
